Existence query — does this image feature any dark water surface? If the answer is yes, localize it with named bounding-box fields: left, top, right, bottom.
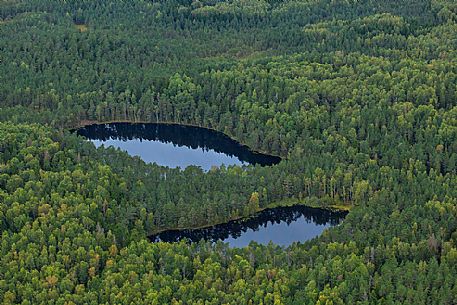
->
left=149, top=205, right=347, bottom=247
left=76, top=123, right=281, bottom=170
left=77, top=123, right=345, bottom=246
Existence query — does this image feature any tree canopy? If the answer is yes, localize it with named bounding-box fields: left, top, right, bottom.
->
left=0, top=0, right=457, bottom=303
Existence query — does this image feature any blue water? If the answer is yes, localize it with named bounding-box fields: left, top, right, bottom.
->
left=223, top=216, right=332, bottom=247
left=150, top=205, right=347, bottom=247
left=78, top=123, right=343, bottom=247
left=92, top=138, right=246, bottom=171
left=77, top=123, right=281, bottom=171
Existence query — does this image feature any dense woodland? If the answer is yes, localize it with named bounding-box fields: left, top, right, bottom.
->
left=1, top=0, right=457, bottom=303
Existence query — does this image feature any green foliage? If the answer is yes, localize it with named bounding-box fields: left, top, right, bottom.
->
left=1, top=0, right=457, bottom=304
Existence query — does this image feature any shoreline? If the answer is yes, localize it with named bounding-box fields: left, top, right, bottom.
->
left=148, top=199, right=351, bottom=236
left=71, top=119, right=351, bottom=236
left=72, top=119, right=284, bottom=160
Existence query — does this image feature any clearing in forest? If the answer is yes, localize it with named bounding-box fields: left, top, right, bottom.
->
left=75, top=24, right=88, bottom=32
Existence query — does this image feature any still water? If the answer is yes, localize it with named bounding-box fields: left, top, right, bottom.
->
left=77, top=123, right=346, bottom=246
left=149, top=205, right=347, bottom=247
left=76, top=123, right=281, bottom=170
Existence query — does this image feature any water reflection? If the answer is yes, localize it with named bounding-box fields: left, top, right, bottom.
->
left=149, top=205, right=347, bottom=247
left=76, top=123, right=281, bottom=170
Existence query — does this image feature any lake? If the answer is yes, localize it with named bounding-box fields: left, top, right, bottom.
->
left=149, top=205, right=347, bottom=247
left=77, top=123, right=345, bottom=246
left=76, top=122, right=281, bottom=170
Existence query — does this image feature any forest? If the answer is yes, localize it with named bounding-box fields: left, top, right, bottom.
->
left=0, top=0, right=457, bottom=304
